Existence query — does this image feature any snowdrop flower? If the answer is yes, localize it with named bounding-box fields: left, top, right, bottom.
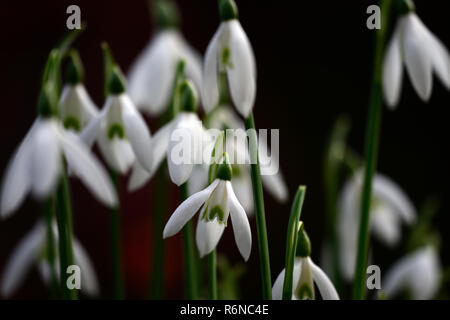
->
left=128, top=0, right=202, bottom=116
left=163, top=154, right=252, bottom=260
left=338, top=171, right=417, bottom=280
left=272, top=225, right=339, bottom=300
left=59, top=51, right=98, bottom=132
left=203, top=0, right=256, bottom=118
left=0, top=220, right=99, bottom=297
left=128, top=80, right=213, bottom=189
left=382, top=245, right=441, bottom=300
left=383, top=2, right=450, bottom=107
left=81, top=67, right=153, bottom=175
left=0, top=89, right=117, bottom=218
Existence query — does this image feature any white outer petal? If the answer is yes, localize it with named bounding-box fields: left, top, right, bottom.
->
left=163, top=179, right=220, bottom=238
left=226, top=181, right=251, bottom=261
left=383, top=21, right=404, bottom=109
left=120, top=94, right=153, bottom=172
left=370, top=204, right=401, bottom=246
left=227, top=20, right=256, bottom=118
left=231, top=170, right=254, bottom=215
left=76, top=84, right=99, bottom=122
left=272, top=258, right=303, bottom=300
left=402, top=13, right=433, bottom=102
left=309, top=258, right=340, bottom=300
left=187, top=164, right=209, bottom=196
left=30, top=119, right=61, bottom=199
left=0, top=221, right=46, bottom=296
left=73, top=239, right=99, bottom=296
left=59, top=130, right=117, bottom=207
left=195, top=217, right=225, bottom=258
left=1, top=121, right=37, bottom=217
left=202, top=24, right=223, bottom=113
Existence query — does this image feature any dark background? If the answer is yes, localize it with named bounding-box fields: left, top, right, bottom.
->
left=0, top=0, right=448, bottom=299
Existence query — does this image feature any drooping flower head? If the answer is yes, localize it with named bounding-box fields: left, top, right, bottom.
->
left=272, top=224, right=339, bottom=300
left=128, top=0, right=202, bottom=116
left=163, top=153, right=252, bottom=261
left=203, top=0, right=256, bottom=118
left=383, top=0, right=450, bottom=107
left=81, top=65, right=153, bottom=175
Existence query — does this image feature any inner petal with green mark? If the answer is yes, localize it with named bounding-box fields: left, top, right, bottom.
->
left=108, top=123, right=125, bottom=140
left=221, top=47, right=233, bottom=70
left=63, top=116, right=81, bottom=132
left=295, top=259, right=315, bottom=300
left=201, top=181, right=229, bottom=225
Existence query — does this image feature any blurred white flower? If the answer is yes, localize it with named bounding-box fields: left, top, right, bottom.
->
left=202, top=15, right=256, bottom=118
left=0, top=118, right=117, bottom=218
left=272, top=257, right=339, bottom=300
left=382, top=245, right=441, bottom=300
left=0, top=220, right=99, bottom=297
left=383, top=12, right=450, bottom=107
left=81, top=92, right=153, bottom=175
left=338, top=171, right=416, bottom=280
left=163, top=169, right=252, bottom=260
left=128, top=30, right=202, bottom=116
left=59, top=83, right=98, bottom=132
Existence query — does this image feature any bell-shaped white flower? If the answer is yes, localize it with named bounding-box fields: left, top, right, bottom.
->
left=383, top=10, right=450, bottom=107
left=0, top=220, right=99, bottom=297
left=338, top=171, right=417, bottom=280
left=272, top=257, right=339, bottom=300
left=81, top=69, right=153, bottom=175
left=202, top=0, right=256, bottom=118
left=128, top=30, right=202, bottom=116
left=163, top=158, right=252, bottom=261
left=59, top=83, right=98, bottom=132
left=1, top=117, right=117, bottom=218
left=382, top=245, right=441, bottom=300
left=128, top=80, right=213, bottom=189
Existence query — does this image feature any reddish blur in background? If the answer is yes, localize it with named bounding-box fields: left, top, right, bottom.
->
left=0, top=0, right=449, bottom=299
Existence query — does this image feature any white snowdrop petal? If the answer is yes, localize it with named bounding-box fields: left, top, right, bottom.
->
left=403, top=14, right=433, bottom=101
left=163, top=179, right=220, bottom=238
left=226, top=181, right=252, bottom=261
left=76, top=84, right=99, bottom=122
left=202, top=24, right=223, bottom=113
left=187, top=165, right=209, bottom=196
left=0, top=221, right=46, bottom=296
left=30, top=120, right=61, bottom=199
left=227, top=20, right=256, bottom=118
left=195, top=217, right=225, bottom=258
left=121, top=95, right=153, bottom=172
left=60, top=132, right=117, bottom=207
left=382, top=22, right=404, bottom=108
left=272, top=258, right=303, bottom=300
left=310, top=258, right=339, bottom=300
left=98, top=128, right=135, bottom=174
left=231, top=170, right=254, bottom=215
left=73, top=239, right=99, bottom=296
left=0, top=121, right=36, bottom=217
left=128, top=161, right=152, bottom=192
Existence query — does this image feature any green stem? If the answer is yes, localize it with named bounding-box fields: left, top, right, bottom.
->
left=352, top=0, right=392, bottom=300
left=55, top=168, right=78, bottom=300
left=208, top=250, right=218, bottom=300
left=149, top=164, right=168, bottom=299
left=109, top=170, right=125, bottom=299
left=44, top=197, right=59, bottom=298
left=244, top=112, right=272, bottom=300
left=180, top=183, right=200, bottom=299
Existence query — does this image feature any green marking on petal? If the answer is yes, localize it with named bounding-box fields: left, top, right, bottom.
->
left=63, top=116, right=81, bottom=132
left=208, top=205, right=225, bottom=223
left=108, top=123, right=125, bottom=140
left=296, top=283, right=314, bottom=300
left=221, top=47, right=233, bottom=69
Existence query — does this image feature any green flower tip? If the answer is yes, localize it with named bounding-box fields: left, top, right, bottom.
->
left=296, top=222, right=311, bottom=258
left=216, top=153, right=232, bottom=181
left=398, top=0, right=415, bottom=15
left=179, top=79, right=198, bottom=112
left=109, top=66, right=127, bottom=95
left=65, top=50, right=84, bottom=84
left=218, top=0, right=238, bottom=21
left=37, top=84, right=57, bottom=118
left=154, top=0, right=180, bottom=29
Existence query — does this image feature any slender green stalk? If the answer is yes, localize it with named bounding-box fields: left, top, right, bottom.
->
left=282, top=186, right=306, bottom=300
left=352, top=0, right=392, bottom=300
left=244, top=112, right=272, bottom=300
left=109, top=170, right=125, bottom=299
left=208, top=250, right=218, bottom=300
left=180, top=183, right=200, bottom=299
left=149, top=163, right=168, bottom=299
left=44, top=197, right=59, bottom=298
left=55, top=168, right=78, bottom=300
